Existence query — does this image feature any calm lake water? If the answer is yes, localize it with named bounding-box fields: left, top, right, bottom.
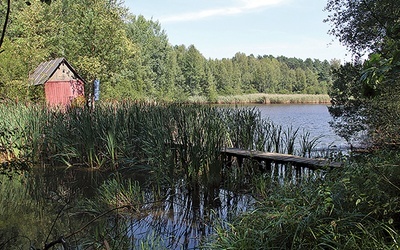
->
left=1, top=104, right=346, bottom=249
left=242, top=104, right=348, bottom=150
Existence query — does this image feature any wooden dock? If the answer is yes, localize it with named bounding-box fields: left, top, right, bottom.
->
left=221, top=148, right=342, bottom=170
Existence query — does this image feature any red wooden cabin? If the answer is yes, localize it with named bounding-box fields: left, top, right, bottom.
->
left=30, top=58, right=86, bottom=107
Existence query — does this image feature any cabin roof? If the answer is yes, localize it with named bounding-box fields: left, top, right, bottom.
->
left=29, top=57, right=86, bottom=86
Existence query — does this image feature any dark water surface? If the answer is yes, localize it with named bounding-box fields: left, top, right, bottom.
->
left=1, top=165, right=255, bottom=249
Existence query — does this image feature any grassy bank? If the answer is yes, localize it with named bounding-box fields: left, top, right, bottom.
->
left=204, top=150, right=400, bottom=249
left=188, top=94, right=331, bottom=104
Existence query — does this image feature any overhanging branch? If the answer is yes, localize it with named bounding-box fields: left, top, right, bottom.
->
left=0, top=0, right=11, bottom=51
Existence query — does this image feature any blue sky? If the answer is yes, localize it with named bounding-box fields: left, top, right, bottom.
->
left=124, top=0, right=350, bottom=62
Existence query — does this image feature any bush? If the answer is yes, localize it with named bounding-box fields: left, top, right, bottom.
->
left=205, top=151, right=400, bottom=249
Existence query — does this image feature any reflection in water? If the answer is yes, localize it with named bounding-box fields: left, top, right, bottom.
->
left=127, top=185, right=255, bottom=249
left=0, top=166, right=256, bottom=249
left=1, top=160, right=326, bottom=249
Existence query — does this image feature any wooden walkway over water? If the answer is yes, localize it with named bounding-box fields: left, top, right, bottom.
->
left=221, top=148, right=342, bottom=170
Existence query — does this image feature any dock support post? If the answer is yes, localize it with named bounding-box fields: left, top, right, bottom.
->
left=265, top=160, right=272, bottom=172
left=237, top=156, right=243, bottom=168
left=227, top=155, right=232, bottom=167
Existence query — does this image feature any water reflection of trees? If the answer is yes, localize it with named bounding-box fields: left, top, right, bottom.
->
left=0, top=160, right=324, bottom=249
left=120, top=180, right=255, bottom=249
left=1, top=166, right=256, bottom=249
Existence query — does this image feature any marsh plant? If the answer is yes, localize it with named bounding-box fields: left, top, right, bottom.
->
left=204, top=151, right=400, bottom=249
left=0, top=102, right=327, bottom=190
left=0, top=103, right=46, bottom=162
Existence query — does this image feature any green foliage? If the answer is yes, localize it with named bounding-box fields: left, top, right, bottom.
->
left=83, top=176, right=143, bottom=214
left=0, top=103, right=45, bottom=162
left=0, top=0, right=336, bottom=102
left=325, top=0, right=400, bottom=58
left=0, top=102, right=358, bottom=249
left=329, top=56, right=400, bottom=146
left=328, top=63, right=367, bottom=143
left=360, top=50, right=400, bottom=146
left=326, top=0, right=400, bottom=147
left=0, top=102, right=326, bottom=192
left=122, top=15, right=171, bottom=100
left=205, top=151, right=400, bottom=249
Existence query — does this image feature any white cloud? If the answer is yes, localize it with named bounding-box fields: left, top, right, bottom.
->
left=160, top=0, right=286, bottom=23
left=242, top=0, right=284, bottom=9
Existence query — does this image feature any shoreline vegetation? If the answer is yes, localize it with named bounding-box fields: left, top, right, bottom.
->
left=188, top=94, right=331, bottom=104
left=0, top=97, right=331, bottom=166
left=1, top=101, right=399, bottom=249
left=0, top=101, right=329, bottom=167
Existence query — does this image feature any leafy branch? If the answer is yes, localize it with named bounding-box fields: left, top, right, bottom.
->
left=0, top=0, right=10, bottom=54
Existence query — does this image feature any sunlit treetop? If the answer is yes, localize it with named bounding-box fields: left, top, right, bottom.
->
left=324, top=0, right=400, bottom=58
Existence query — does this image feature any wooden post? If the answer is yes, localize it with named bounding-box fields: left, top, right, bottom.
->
left=226, top=155, right=232, bottom=167
left=237, top=156, right=243, bottom=168
left=265, top=160, right=272, bottom=172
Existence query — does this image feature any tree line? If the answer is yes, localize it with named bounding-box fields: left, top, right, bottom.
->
left=0, top=0, right=338, bottom=102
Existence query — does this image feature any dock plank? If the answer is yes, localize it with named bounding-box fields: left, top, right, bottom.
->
left=221, top=148, right=342, bottom=169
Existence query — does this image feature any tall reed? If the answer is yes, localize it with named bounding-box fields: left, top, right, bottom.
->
left=0, top=103, right=47, bottom=162
left=220, top=106, right=317, bottom=155
left=0, top=102, right=325, bottom=191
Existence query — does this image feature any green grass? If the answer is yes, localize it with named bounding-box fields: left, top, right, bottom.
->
left=203, top=150, right=400, bottom=249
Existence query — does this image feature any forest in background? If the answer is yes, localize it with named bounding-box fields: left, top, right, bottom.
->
left=0, top=0, right=339, bottom=102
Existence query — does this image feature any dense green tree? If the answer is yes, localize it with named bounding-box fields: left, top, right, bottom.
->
left=0, top=0, right=10, bottom=54
left=232, top=52, right=254, bottom=93
left=59, top=0, right=131, bottom=97
left=203, top=63, right=218, bottom=102
left=182, top=45, right=206, bottom=96
left=329, top=63, right=366, bottom=143
left=0, top=1, right=336, bottom=102
left=0, top=0, right=132, bottom=101
left=162, top=46, right=183, bottom=101
left=304, top=69, right=319, bottom=94
left=325, top=0, right=400, bottom=146
left=214, top=59, right=234, bottom=95
left=124, top=15, right=172, bottom=99
left=244, top=55, right=259, bottom=93
left=293, top=68, right=307, bottom=93
left=0, top=1, right=58, bottom=100
left=0, top=0, right=54, bottom=54
left=278, top=63, right=295, bottom=93
left=254, top=59, right=269, bottom=93
left=325, top=0, right=400, bottom=58
left=171, top=45, right=190, bottom=100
